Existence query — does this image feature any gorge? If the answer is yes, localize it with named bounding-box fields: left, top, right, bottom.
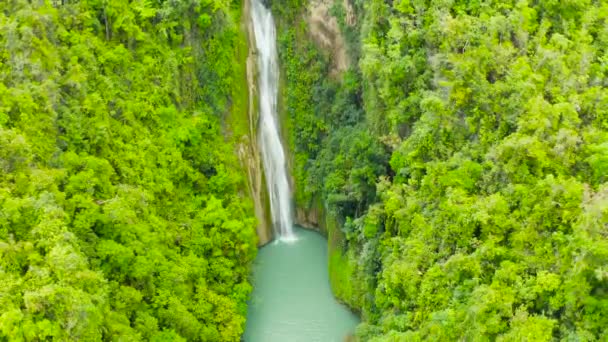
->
left=245, top=0, right=360, bottom=339
left=0, top=0, right=606, bottom=341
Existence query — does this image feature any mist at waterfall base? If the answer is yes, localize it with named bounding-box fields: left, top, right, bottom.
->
left=244, top=228, right=360, bottom=341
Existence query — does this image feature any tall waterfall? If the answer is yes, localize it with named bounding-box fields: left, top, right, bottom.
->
left=251, top=0, right=296, bottom=242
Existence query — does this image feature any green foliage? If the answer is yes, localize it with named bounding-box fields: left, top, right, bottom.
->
left=0, top=0, right=256, bottom=340
left=277, top=16, right=378, bottom=210
left=277, top=0, right=608, bottom=340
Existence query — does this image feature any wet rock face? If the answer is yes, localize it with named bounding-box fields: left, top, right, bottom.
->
left=295, top=204, right=329, bottom=236
left=296, top=207, right=319, bottom=229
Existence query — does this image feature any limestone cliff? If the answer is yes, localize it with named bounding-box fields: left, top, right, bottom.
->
left=306, top=0, right=351, bottom=76
left=289, top=0, right=355, bottom=232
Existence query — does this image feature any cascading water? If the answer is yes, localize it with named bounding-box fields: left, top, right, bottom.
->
left=251, top=0, right=296, bottom=242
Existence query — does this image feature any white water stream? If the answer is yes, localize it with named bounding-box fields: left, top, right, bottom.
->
left=246, top=4, right=360, bottom=340
left=251, top=0, right=296, bottom=241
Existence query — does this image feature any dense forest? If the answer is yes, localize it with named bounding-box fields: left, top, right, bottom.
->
left=0, top=0, right=257, bottom=340
left=1, top=0, right=607, bottom=341
left=275, top=0, right=608, bottom=340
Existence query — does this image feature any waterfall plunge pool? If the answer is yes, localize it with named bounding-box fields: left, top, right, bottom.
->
left=246, top=0, right=357, bottom=339
left=244, top=227, right=360, bottom=341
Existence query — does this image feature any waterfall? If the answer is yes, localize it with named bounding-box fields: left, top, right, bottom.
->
left=251, top=0, right=296, bottom=242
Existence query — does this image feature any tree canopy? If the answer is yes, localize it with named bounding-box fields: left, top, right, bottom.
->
left=277, top=0, right=608, bottom=340
left=0, top=0, right=257, bottom=340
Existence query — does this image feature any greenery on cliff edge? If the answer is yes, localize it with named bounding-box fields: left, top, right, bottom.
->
left=276, top=0, right=608, bottom=340
left=0, top=0, right=257, bottom=340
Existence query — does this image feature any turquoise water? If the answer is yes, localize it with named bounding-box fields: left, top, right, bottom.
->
left=244, top=227, right=360, bottom=341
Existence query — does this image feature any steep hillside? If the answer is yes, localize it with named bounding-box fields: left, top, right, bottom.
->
left=0, top=0, right=257, bottom=340
left=274, top=0, right=608, bottom=340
